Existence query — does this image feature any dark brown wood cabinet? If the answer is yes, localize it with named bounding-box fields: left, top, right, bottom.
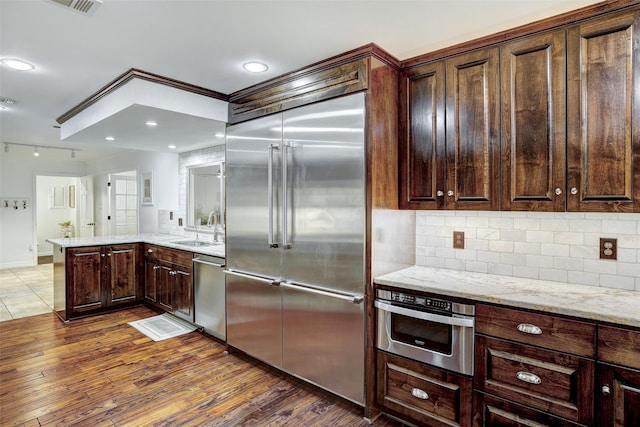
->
left=399, top=61, right=446, bottom=209
left=144, top=244, right=194, bottom=322
left=377, top=351, right=472, bottom=427
left=597, top=325, right=640, bottom=426
left=66, top=244, right=139, bottom=318
left=566, top=9, right=640, bottom=212
left=500, top=30, right=567, bottom=211
left=474, top=304, right=596, bottom=426
left=400, top=47, right=500, bottom=210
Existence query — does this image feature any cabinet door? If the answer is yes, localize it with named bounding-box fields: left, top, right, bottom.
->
left=399, top=61, right=446, bottom=209
left=567, top=9, right=640, bottom=212
left=143, top=257, right=158, bottom=303
left=106, top=244, right=137, bottom=306
left=172, top=265, right=193, bottom=322
left=598, top=363, right=640, bottom=427
left=158, top=263, right=173, bottom=312
left=501, top=30, right=566, bottom=211
left=67, top=246, right=104, bottom=314
left=445, top=47, right=500, bottom=210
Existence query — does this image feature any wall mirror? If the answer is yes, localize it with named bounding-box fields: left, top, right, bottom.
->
left=187, top=161, right=225, bottom=230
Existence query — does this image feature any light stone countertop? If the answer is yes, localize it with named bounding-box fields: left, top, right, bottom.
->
left=374, top=266, right=640, bottom=328
left=47, top=233, right=225, bottom=258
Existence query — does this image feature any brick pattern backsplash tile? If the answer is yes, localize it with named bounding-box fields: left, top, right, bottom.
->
left=416, top=211, right=640, bottom=291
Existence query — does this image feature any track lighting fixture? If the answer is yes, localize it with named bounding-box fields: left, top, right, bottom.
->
left=2, top=141, right=80, bottom=158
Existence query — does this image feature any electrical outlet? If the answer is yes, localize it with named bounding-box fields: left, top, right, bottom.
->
left=600, top=238, right=617, bottom=260
left=453, top=231, right=465, bottom=249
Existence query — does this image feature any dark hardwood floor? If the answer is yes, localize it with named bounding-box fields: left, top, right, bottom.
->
left=0, top=306, right=404, bottom=426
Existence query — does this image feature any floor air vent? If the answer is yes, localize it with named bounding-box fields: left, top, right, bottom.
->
left=44, top=0, right=103, bottom=16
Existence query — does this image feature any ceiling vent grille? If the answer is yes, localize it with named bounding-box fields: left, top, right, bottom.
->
left=44, top=0, right=103, bottom=16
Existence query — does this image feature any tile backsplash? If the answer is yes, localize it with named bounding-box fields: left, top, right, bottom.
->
left=416, top=211, right=640, bottom=291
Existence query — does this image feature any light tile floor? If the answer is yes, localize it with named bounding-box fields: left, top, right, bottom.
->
left=0, top=264, right=53, bottom=322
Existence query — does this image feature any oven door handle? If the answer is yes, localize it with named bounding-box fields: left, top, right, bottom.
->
left=375, top=300, right=475, bottom=328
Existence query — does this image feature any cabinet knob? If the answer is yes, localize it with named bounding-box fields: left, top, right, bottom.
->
left=602, top=385, right=611, bottom=396
left=436, top=190, right=444, bottom=197
left=411, top=388, right=429, bottom=400
left=153, top=265, right=160, bottom=270
left=447, top=190, right=454, bottom=197
left=147, top=249, right=153, bottom=253
left=571, top=187, right=578, bottom=195
left=555, top=188, right=563, bottom=196
left=101, top=253, right=106, bottom=258
left=107, top=253, right=112, bottom=257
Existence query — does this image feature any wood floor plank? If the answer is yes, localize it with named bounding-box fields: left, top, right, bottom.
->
left=0, top=306, right=403, bottom=427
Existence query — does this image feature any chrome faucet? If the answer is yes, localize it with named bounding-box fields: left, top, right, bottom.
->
left=207, top=210, right=218, bottom=228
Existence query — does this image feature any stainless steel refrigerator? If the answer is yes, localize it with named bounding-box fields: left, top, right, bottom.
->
left=224, top=93, right=366, bottom=405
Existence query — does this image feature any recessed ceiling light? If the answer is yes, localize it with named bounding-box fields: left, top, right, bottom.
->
left=0, top=106, right=6, bottom=111
left=168, top=144, right=176, bottom=149
left=242, top=61, right=268, bottom=73
left=105, top=136, right=115, bottom=141
left=1, top=58, right=35, bottom=71
left=145, top=120, right=158, bottom=127
left=33, top=147, right=40, bottom=157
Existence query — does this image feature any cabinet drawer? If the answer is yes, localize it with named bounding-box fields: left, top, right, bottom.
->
left=377, top=351, right=472, bottom=427
left=146, top=245, right=193, bottom=266
left=473, top=391, right=584, bottom=427
left=476, top=304, right=595, bottom=357
left=475, top=336, right=594, bottom=424
left=598, top=325, right=640, bottom=370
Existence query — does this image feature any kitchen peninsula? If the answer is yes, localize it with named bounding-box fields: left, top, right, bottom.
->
left=48, top=234, right=224, bottom=322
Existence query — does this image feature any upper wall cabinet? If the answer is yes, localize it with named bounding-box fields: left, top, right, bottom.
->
left=399, top=61, right=445, bottom=209
left=501, top=30, right=567, bottom=211
left=400, top=47, right=500, bottom=210
left=567, top=9, right=640, bottom=212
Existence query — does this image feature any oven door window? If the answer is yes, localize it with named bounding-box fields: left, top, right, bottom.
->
left=390, top=312, right=452, bottom=355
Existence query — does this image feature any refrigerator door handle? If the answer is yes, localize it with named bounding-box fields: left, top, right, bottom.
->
left=224, top=269, right=280, bottom=286
left=267, top=143, right=280, bottom=249
left=281, top=141, right=292, bottom=250
left=280, top=281, right=364, bottom=304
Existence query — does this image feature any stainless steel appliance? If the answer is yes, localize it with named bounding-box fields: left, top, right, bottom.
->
left=375, top=289, right=475, bottom=376
left=193, top=254, right=226, bottom=340
left=224, top=93, right=366, bottom=405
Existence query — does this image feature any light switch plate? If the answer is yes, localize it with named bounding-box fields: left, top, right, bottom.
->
left=453, top=231, right=465, bottom=249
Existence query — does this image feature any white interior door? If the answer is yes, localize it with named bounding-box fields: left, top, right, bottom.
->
left=78, top=175, right=95, bottom=238
left=110, top=174, right=138, bottom=235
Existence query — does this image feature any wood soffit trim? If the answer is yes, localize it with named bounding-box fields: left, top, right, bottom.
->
left=56, top=68, right=229, bottom=124
left=400, top=0, right=640, bottom=69
left=229, top=43, right=399, bottom=102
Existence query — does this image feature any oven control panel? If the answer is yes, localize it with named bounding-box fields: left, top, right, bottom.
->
left=387, top=291, right=452, bottom=313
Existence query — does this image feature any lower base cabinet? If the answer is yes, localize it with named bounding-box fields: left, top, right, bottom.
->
left=144, top=245, right=194, bottom=322
left=473, top=392, right=583, bottom=427
left=376, top=351, right=472, bottom=427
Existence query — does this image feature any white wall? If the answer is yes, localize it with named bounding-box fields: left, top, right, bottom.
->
left=36, top=175, right=76, bottom=256
left=85, top=150, right=180, bottom=234
left=0, top=150, right=86, bottom=268
left=416, top=211, right=640, bottom=292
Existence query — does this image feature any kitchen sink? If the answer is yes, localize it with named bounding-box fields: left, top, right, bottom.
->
left=172, top=240, right=220, bottom=247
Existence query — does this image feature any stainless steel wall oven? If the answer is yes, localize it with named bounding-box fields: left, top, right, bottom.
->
left=375, top=289, right=475, bottom=376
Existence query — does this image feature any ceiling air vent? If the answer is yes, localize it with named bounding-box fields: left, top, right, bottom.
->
left=43, top=0, right=103, bottom=16
left=0, top=96, right=17, bottom=105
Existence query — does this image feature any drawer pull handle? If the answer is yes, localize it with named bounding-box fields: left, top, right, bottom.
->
left=411, top=388, right=429, bottom=400
left=517, top=323, right=542, bottom=335
left=516, top=371, right=541, bottom=385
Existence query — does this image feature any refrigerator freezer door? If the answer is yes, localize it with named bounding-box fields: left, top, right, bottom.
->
left=225, top=271, right=283, bottom=367
left=282, top=284, right=365, bottom=404
left=226, top=114, right=283, bottom=280
left=281, top=93, right=366, bottom=294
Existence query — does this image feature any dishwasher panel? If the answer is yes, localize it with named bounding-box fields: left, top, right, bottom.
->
left=193, top=254, right=226, bottom=340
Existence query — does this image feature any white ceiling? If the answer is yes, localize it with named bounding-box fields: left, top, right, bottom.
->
left=0, top=0, right=602, bottom=161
